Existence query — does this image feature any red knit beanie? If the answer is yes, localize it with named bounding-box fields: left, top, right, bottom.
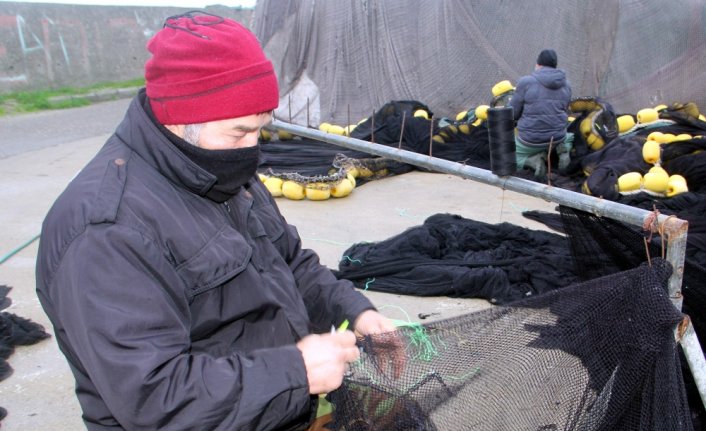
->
left=145, top=12, right=279, bottom=125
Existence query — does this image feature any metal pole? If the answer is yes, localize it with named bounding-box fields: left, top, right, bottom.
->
left=271, top=118, right=706, bottom=408
left=679, top=318, right=706, bottom=410
left=273, top=119, right=670, bottom=227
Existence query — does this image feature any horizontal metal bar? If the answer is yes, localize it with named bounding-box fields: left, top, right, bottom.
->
left=272, top=120, right=678, bottom=228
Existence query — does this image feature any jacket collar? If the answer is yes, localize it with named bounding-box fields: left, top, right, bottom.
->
left=115, top=89, right=218, bottom=196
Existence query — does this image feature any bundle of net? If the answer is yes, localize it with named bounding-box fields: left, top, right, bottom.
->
left=326, top=259, right=692, bottom=430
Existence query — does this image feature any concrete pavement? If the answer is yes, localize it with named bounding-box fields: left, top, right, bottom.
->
left=0, top=101, right=558, bottom=430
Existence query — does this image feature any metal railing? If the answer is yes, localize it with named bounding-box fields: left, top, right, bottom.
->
left=271, top=119, right=706, bottom=408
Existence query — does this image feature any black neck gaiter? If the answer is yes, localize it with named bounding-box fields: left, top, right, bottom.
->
left=144, top=97, right=260, bottom=203
left=175, top=141, right=260, bottom=202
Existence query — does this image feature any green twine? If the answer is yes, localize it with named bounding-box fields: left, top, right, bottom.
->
left=392, top=319, right=437, bottom=362
left=0, top=234, right=40, bottom=265
left=341, top=255, right=362, bottom=265
left=395, top=207, right=426, bottom=220
left=364, top=278, right=375, bottom=290
left=378, top=304, right=438, bottom=362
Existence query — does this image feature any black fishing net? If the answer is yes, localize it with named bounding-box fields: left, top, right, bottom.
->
left=512, top=205, right=706, bottom=429
left=0, top=285, right=51, bottom=424
left=334, top=213, right=580, bottom=305
left=333, top=207, right=704, bottom=429
left=524, top=205, right=706, bottom=342
left=328, top=259, right=692, bottom=430
left=556, top=205, right=706, bottom=430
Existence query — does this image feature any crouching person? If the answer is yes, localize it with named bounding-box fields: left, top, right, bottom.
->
left=510, top=49, right=572, bottom=177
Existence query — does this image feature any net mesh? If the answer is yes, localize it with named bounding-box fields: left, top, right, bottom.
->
left=254, top=0, right=706, bottom=126
left=326, top=207, right=703, bottom=429
left=328, top=259, right=692, bottom=430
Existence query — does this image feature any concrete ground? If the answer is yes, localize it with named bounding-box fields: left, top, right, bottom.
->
left=0, top=99, right=558, bottom=430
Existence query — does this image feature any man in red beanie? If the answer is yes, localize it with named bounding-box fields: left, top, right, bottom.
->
left=36, top=11, right=395, bottom=430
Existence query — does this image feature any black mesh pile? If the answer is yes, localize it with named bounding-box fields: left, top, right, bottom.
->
left=0, top=285, right=51, bottom=424
left=555, top=206, right=706, bottom=428
left=334, top=213, right=581, bottom=305
left=328, top=259, right=692, bottom=430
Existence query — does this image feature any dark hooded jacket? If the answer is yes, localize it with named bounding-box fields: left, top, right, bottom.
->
left=35, top=90, right=374, bottom=430
left=510, top=66, right=572, bottom=145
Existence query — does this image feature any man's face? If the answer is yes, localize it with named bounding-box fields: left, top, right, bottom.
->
left=168, top=111, right=272, bottom=150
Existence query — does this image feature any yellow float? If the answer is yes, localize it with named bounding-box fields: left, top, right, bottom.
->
left=647, top=131, right=665, bottom=143
left=643, top=169, right=670, bottom=193
left=413, top=109, right=429, bottom=119
left=259, top=129, right=272, bottom=141
left=330, top=178, right=355, bottom=198
left=491, top=80, right=514, bottom=97
left=281, top=180, right=305, bottom=200
left=617, top=172, right=643, bottom=193
left=616, top=115, right=635, bottom=133
left=278, top=130, right=294, bottom=140
left=305, top=183, right=331, bottom=201
left=666, top=178, right=689, bottom=197
left=327, top=124, right=346, bottom=135
left=263, top=177, right=284, bottom=197
left=642, top=140, right=661, bottom=164
left=637, top=108, right=659, bottom=124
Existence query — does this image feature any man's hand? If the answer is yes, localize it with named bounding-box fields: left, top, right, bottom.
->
left=353, top=310, right=406, bottom=379
left=297, top=331, right=359, bottom=394
left=352, top=310, right=396, bottom=336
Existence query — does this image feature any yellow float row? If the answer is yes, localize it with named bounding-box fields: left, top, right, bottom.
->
left=642, top=132, right=700, bottom=165
left=617, top=167, right=688, bottom=197
left=616, top=106, right=706, bottom=134
left=578, top=112, right=605, bottom=151
left=260, top=128, right=295, bottom=141
left=318, top=122, right=360, bottom=136
left=259, top=173, right=357, bottom=201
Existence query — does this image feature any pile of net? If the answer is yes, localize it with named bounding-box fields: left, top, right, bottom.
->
left=334, top=213, right=580, bottom=305
left=327, top=259, right=692, bottom=430
left=0, top=285, right=51, bottom=423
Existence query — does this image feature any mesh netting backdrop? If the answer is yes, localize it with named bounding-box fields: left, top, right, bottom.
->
left=253, top=0, right=706, bottom=126
left=328, top=259, right=692, bottom=430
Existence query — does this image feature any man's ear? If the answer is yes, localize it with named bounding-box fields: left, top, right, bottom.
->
left=164, top=124, right=185, bottom=138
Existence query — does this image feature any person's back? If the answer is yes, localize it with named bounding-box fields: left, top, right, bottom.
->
left=510, top=49, right=572, bottom=176
left=513, top=67, right=571, bottom=144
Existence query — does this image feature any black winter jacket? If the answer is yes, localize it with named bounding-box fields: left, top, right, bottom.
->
left=510, top=66, right=572, bottom=145
left=36, top=91, right=374, bottom=430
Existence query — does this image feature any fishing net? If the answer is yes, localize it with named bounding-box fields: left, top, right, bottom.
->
left=334, top=213, right=580, bottom=305
left=0, top=285, right=51, bottom=424
left=327, top=258, right=692, bottom=430
left=333, top=206, right=704, bottom=429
